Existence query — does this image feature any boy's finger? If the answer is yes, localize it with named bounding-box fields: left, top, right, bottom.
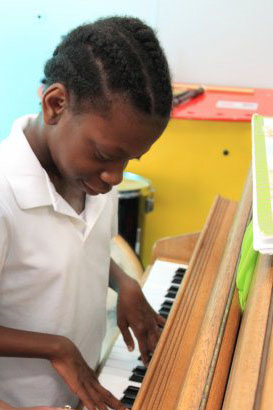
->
left=119, top=324, right=135, bottom=352
left=157, top=314, right=166, bottom=327
left=138, top=338, right=151, bottom=367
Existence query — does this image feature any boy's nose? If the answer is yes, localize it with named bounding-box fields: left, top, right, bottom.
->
left=100, top=166, right=124, bottom=186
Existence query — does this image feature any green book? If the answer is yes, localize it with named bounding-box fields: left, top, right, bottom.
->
left=252, top=114, right=273, bottom=251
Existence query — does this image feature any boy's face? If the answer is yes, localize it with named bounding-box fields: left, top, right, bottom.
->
left=44, top=91, right=167, bottom=195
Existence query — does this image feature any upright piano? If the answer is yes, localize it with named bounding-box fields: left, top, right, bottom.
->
left=98, top=170, right=273, bottom=409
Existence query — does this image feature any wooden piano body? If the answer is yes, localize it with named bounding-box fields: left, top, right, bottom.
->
left=132, top=184, right=248, bottom=409
left=133, top=169, right=273, bottom=410
left=98, top=169, right=273, bottom=410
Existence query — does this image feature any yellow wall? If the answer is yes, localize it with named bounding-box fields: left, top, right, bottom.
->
left=126, top=118, right=251, bottom=266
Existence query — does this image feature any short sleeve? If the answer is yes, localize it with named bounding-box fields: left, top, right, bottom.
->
left=111, top=187, right=119, bottom=238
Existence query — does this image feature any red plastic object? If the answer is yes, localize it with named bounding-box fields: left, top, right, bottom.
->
left=171, top=87, right=273, bottom=122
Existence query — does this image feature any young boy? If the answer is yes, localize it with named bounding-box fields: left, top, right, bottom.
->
left=0, top=16, right=172, bottom=410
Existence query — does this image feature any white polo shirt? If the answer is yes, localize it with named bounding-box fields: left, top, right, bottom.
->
left=0, top=115, right=118, bottom=407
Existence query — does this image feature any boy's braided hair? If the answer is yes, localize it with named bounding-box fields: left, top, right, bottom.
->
left=43, top=16, right=172, bottom=118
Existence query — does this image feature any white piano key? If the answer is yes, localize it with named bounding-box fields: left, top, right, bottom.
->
left=109, top=344, right=140, bottom=359
left=142, top=260, right=186, bottom=290
left=114, top=335, right=139, bottom=350
left=107, top=348, right=139, bottom=360
left=102, top=365, right=133, bottom=378
left=105, top=356, right=140, bottom=372
left=99, top=372, right=141, bottom=397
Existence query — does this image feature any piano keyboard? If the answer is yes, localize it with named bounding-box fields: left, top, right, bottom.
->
left=98, top=259, right=188, bottom=409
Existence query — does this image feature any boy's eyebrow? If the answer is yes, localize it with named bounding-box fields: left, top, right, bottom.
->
left=96, top=142, right=145, bottom=160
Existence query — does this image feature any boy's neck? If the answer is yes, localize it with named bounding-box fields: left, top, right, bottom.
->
left=24, top=114, right=86, bottom=214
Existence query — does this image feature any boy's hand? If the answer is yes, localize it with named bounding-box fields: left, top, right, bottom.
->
left=116, top=276, right=166, bottom=367
left=50, top=339, right=128, bottom=410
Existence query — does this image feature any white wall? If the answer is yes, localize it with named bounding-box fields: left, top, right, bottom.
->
left=156, top=0, right=273, bottom=88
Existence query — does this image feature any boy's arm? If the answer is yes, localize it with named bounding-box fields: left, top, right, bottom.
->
left=0, top=326, right=126, bottom=410
left=108, top=257, right=133, bottom=292
left=0, top=326, right=66, bottom=359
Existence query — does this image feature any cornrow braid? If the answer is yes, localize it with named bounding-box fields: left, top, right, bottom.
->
left=43, top=16, right=172, bottom=118
left=102, top=17, right=172, bottom=117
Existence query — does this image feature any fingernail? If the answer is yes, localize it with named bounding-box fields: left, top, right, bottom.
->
left=127, top=345, right=133, bottom=352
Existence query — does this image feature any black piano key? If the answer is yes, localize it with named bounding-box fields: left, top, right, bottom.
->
left=159, top=306, right=171, bottom=315
left=121, top=396, right=134, bottom=408
left=168, top=285, right=180, bottom=292
left=173, top=272, right=184, bottom=279
left=174, top=272, right=185, bottom=279
left=123, top=385, right=140, bottom=399
left=129, top=373, right=144, bottom=383
left=161, top=300, right=173, bottom=308
left=173, top=271, right=186, bottom=281
left=165, top=283, right=180, bottom=298
left=165, top=290, right=177, bottom=299
left=129, top=365, right=147, bottom=383
left=174, top=273, right=184, bottom=280
left=133, top=365, right=147, bottom=376
left=124, top=385, right=140, bottom=393
left=172, top=276, right=182, bottom=284
left=122, top=392, right=138, bottom=401
left=176, top=267, right=186, bottom=275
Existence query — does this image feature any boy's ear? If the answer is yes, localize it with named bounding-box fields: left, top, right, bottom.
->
left=42, top=83, right=69, bottom=125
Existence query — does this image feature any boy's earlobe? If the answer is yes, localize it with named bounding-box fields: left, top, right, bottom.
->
left=42, top=98, right=63, bottom=125
left=42, top=83, right=68, bottom=125
left=42, top=100, right=59, bottom=125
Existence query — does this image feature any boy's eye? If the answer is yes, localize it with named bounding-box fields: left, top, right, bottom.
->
left=95, top=151, right=112, bottom=162
left=95, top=149, right=139, bottom=163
